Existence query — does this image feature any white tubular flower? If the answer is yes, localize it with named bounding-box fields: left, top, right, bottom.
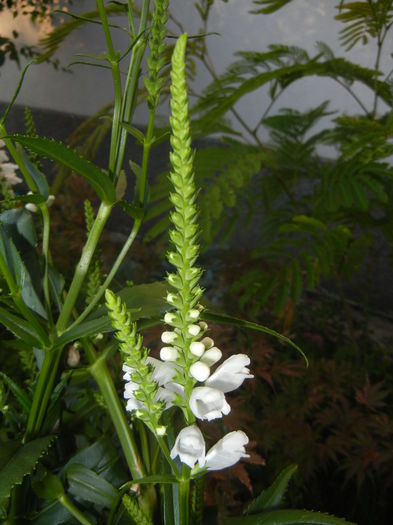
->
left=190, top=341, right=205, bottom=357
left=147, top=357, right=177, bottom=385
left=170, top=425, right=206, bottom=468
left=122, top=363, right=135, bottom=381
left=160, top=346, right=179, bottom=362
left=204, top=431, right=249, bottom=471
left=124, top=381, right=144, bottom=412
left=164, top=312, right=177, bottom=324
left=189, top=361, right=210, bottom=382
left=189, top=386, right=231, bottom=421
left=205, top=354, right=253, bottom=393
left=201, top=347, right=222, bottom=366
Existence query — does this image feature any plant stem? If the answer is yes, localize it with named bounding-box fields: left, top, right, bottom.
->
left=40, top=203, right=53, bottom=326
left=88, top=347, right=145, bottom=479
left=56, top=201, right=112, bottom=333
left=58, top=494, right=93, bottom=525
left=24, top=347, right=62, bottom=441
left=65, top=217, right=141, bottom=333
left=178, top=470, right=191, bottom=525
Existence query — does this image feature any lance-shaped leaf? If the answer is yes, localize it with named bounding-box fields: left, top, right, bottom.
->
left=224, top=509, right=356, bottom=524
left=246, top=464, right=298, bottom=514
left=66, top=464, right=118, bottom=508
left=6, top=136, right=116, bottom=204
left=0, top=307, right=41, bottom=346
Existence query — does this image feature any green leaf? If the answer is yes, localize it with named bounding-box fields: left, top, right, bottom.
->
left=202, top=311, right=308, bottom=366
left=32, top=469, right=64, bottom=500
left=121, top=122, right=145, bottom=144
left=66, top=464, right=118, bottom=508
left=0, top=306, right=41, bottom=346
left=16, top=144, right=49, bottom=198
left=0, top=371, right=31, bottom=413
left=0, top=436, right=55, bottom=501
left=7, top=135, right=116, bottom=204
left=246, top=465, right=298, bottom=514
left=55, top=282, right=168, bottom=347
left=0, top=222, right=46, bottom=318
left=224, top=509, right=356, bottom=524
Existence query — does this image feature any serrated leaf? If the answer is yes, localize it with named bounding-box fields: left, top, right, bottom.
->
left=246, top=464, right=298, bottom=514
left=224, top=508, right=356, bottom=524
left=7, top=135, right=116, bottom=204
left=0, top=436, right=55, bottom=501
left=66, top=464, right=118, bottom=508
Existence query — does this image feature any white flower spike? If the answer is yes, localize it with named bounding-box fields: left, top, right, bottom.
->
left=189, top=386, right=231, bottom=421
left=204, top=431, right=249, bottom=471
left=170, top=425, right=206, bottom=468
left=205, top=354, right=253, bottom=393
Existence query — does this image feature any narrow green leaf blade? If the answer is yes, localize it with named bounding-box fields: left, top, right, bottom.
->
left=0, top=306, right=41, bottom=346
left=0, top=436, right=55, bottom=501
left=0, top=371, right=32, bottom=413
left=7, top=135, right=116, bottom=204
left=246, top=464, right=298, bottom=514
left=202, top=311, right=308, bottom=366
left=224, top=508, right=356, bottom=524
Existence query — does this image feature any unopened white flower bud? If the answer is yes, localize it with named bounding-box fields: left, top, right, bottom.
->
left=160, top=346, right=179, bottom=361
left=201, top=337, right=214, bottom=349
left=199, top=321, right=208, bottom=330
left=188, top=324, right=201, bottom=337
left=187, top=309, right=200, bottom=320
left=190, top=361, right=211, bottom=382
left=46, top=194, right=56, bottom=207
left=164, top=312, right=177, bottom=324
left=166, top=293, right=177, bottom=304
left=161, top=331, right=177, bottom=344
left=190, top=341, right=205, bottom=357
left=201, top=347, right=222, bottom=366
left=156, top=426, right=167, bottom=436
left=25, top=202, right=38, bottom=213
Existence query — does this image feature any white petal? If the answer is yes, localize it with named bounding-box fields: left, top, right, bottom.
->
left=205, top=431, right=249, bottom=471
left=189, top=386, right=231, bottom=421
left=164, top=312, right=177, bottom=324
left=170, top=425, right=206, bottom=468
left=205, top=354, right=253, bottom=393
left=201, top=347, right=222, bottom=366
left=189, top=361, right=210, bottom=382
left=147, top=357, right=177, bottom=385
left=187, top=309, right=200, bottom=320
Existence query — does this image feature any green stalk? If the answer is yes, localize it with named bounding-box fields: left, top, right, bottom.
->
left=40, top=204, right=53, bottom=325
left=24, top=346, right=62, bottom=441
left=64, top=218, right=141, bottom=333
left=113, top=0, right=150, bottom=182
left=56, top=201, right=112, bottom=333
left=95, top=0, right=123, bottom=176
left=178, top=469, right=191, bottom=525
left=89, top=349, right=145, bottom=479
left=58, top=494, right=93, bottom=525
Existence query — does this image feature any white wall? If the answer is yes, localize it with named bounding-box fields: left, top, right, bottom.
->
left=0, top=0, right=391, bottom=133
